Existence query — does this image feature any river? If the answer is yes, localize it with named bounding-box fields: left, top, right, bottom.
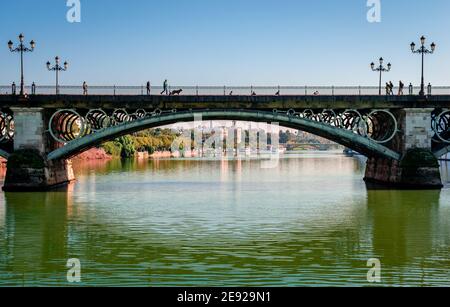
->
left=0, top=152, right=449, bottom=286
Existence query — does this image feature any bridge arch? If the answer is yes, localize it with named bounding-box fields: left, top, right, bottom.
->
left=47, top=110, right=401, bottom=161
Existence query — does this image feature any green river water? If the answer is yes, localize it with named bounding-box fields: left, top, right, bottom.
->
left=0, top=153, right=449, bottom=286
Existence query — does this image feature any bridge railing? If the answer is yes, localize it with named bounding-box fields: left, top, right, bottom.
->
left=2, top=85, right=450, bottom=96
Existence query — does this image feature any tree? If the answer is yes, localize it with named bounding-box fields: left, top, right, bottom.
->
left=117, top=135, right=136, bottom=158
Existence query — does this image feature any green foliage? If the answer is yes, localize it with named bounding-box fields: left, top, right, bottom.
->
left=117, top=135, right=136, bottom=158
left=102, top=141, right=122, bottom=156
left=100, top=129, right=180, bottom=157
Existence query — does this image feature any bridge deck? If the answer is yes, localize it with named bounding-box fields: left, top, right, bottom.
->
left=1, top=95, right=450, bottom=110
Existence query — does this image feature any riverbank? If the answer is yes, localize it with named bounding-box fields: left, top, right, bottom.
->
left=74, top=148, right=184, bottom=161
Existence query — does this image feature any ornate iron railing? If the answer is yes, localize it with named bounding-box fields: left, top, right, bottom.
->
left=1, top=85, right=450, bottom=96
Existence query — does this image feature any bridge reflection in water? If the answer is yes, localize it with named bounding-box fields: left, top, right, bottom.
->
left=0, top=155, right=449, bottom=286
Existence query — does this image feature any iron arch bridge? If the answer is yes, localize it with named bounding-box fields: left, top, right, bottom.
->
left=44, top=108, right=404, bottom=161
left=2, top=108, right=449, bottom=161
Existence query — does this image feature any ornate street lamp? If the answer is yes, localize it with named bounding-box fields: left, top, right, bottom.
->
left=8, top=33, right=36, bottom=96
left=411, top=36, right=436, bottom=96
left=47, top=56, right=68, bottom=95
left=371, top=57, right=391, bottom=95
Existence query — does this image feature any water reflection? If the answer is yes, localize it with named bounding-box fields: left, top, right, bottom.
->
left=1, top=189, right=73, bottom=286
left=0, top=154, right=449, bottom=286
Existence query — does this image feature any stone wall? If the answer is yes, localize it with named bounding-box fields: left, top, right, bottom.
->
left=401, top=108, right=435, bottom=152
left=10, top=108, right=46, bottom=153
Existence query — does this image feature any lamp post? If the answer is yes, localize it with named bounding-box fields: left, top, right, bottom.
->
left=46, top=56, right=68, bottom=95
left=371, top=57, right=391, bottom=95
left=411, top=36, right=436, bottom=96
left=8, top=33, right=35, bottom=96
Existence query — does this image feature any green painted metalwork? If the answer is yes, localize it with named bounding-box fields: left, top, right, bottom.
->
left=47, top=110, right=402, bottom=161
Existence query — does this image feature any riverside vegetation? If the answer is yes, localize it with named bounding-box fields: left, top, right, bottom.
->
left=98, top=129, right=335, bottom=158
left=100, top=128, right=182, bottom=158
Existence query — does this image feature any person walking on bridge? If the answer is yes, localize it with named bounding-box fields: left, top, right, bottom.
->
left=398, top=80, right=404, bottom=96
left=146, top=81, right=151, bottom=95
left=161, top=79, right=169, bottom=95
left=389, top=81, right=395, bottom=95
left=83, top=81, right=88, bottom=95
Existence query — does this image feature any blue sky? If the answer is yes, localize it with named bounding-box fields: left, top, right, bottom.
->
left=1, top=0, right=450, bottom=86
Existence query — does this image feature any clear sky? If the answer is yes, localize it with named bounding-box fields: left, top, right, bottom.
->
left=1, top=0, right=450, bottom=86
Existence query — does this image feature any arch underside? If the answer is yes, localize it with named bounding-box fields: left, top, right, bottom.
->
left=47, top=110, right=402, bottom=161
left=434, top=145, right=450, bottom=158
left=0, top=149, right=10, bottom=160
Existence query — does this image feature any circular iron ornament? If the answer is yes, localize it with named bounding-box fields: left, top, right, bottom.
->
left=0, top=112, right=14, bottom=143
left=5, top=114, right=14, bottom=141
left=433, top=110, right=450, bottom=144
left=366, top=110, right=398, bottom=144
left=111, top=109, right=131, bottom=125
left=341, top=109, right=367, bottom=136
left=320, top=109, right=341, bottom=127
left=85, top=109, right=111, bottom=133
left=287, top=109, right=296, bottom=117
left=135, top=109, right=147, bottom=119
left=49, top=109, right=86, bottom=143
left=153, top=109, right=162, bottom=116
left=300, top=109, right=317, bottom=120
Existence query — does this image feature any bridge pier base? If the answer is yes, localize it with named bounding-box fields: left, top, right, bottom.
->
left=364, top=108, right=443, bottom=189
left=2, top=108, right=75, bottom=192
left=364, top=152, right=443, bottom=189
left=2, top=150, right=75, bottom=192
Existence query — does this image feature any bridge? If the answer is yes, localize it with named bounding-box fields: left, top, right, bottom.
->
left=0, top=89, right=449, bottom=191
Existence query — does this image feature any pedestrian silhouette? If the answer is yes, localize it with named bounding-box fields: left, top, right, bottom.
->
left=11, top=82, right=16, bottom=95
left=389, top=81, right=394, bottom=95
left=83, top=81, right=88, bottom=95
left=161, top=79, right=168, bottom=95
left=146, top=81, right=151, bottom=95
left=398, top=80, right=404, bottom=96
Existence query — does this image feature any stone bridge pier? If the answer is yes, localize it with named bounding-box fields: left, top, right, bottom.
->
left=364, top=108, right=443, bottom=189
left=2, top=108, right=74, bottom=192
